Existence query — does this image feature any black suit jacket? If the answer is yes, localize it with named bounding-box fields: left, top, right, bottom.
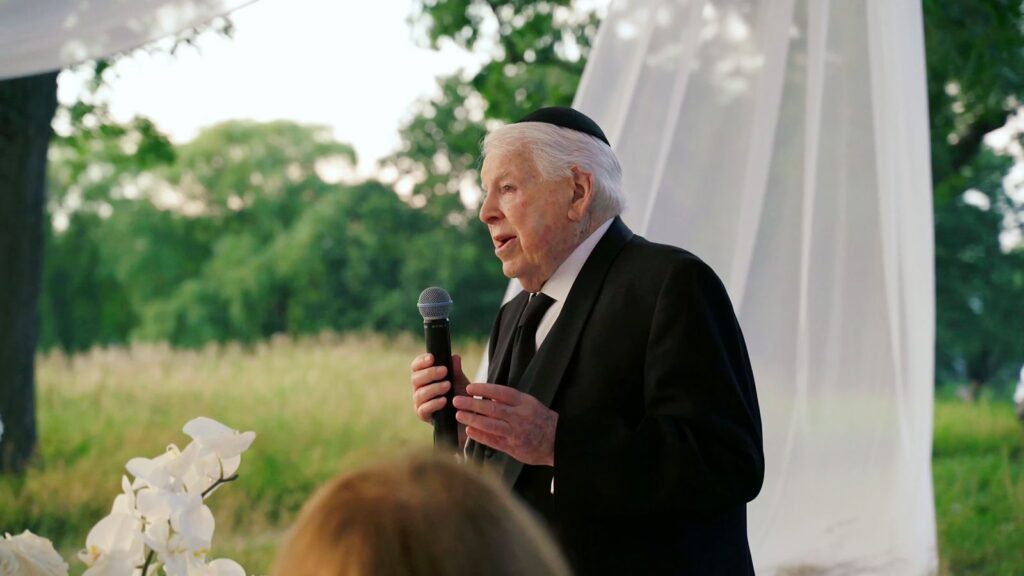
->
left=470, top=217, right=764, bottom=575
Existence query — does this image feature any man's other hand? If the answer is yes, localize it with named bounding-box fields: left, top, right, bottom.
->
left=453, top=383, right=558, bottom=467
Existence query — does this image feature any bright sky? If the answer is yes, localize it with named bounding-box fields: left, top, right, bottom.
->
left=56, top=0, right=490, bottom=177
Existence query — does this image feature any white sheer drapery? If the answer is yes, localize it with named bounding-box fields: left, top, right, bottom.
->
left=0, top=0, right=256, bottom=80
left=571, top=0, right=937, bottom=573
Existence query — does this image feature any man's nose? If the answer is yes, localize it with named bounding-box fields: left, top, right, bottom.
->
left=479, top=192, right=501, bottom=224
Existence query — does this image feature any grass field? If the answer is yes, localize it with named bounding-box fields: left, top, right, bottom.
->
left=932, top=390, right=1024, bottom=574
left=1, top=336, right=1022, bottom=575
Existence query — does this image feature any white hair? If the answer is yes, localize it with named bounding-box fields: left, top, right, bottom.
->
left=481, top=122, right=625, bottom=223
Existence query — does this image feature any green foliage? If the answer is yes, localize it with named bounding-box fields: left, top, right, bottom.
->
left=168, top=120, right=356, bottom=234
left=39, top=213, right=137, bottom=352
left=934, top=150, right=1024, bottom=386
left=41, top=118, right=506, bottom=350
left=923, top=0, right=1024, bottom=193
left=411, top=0, right=598, bottom=119
left=922, top=0, right=1024, bottom=386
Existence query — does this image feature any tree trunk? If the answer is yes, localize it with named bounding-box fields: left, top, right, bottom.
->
left=0, top=71, right=58, bottom=474
left=967, top=379, right=982, bottom=403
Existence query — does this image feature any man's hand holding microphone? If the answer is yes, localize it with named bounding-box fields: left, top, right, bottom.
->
left=412, top=286, right=558, bottom=466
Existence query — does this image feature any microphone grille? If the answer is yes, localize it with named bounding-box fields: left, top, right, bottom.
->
left=417, top=287, right=452, bottom=320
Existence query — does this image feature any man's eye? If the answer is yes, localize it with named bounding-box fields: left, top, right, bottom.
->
left=502, top=185, right=514, bottom=193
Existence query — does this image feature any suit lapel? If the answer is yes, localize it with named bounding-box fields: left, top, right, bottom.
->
left=497, top=217, right=634, bottom=486
left=468, top=291, right=529, bottom=461
left=488, top=291, right=529, bottom=384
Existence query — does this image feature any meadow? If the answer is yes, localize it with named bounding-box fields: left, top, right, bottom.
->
left=1, top=336, right=1021, bottom=575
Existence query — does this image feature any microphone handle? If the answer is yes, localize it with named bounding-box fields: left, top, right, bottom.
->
left=424, top=318, right=458, bottom=451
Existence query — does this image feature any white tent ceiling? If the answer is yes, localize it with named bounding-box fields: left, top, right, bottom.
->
left=0, top=0, right=256, bottom=80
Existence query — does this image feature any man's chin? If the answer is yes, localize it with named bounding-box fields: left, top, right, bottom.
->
left=501, top=262, right=518, bottom=279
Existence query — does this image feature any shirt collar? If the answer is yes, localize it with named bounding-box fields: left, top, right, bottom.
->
left=539, top=217, right=615, bottom=303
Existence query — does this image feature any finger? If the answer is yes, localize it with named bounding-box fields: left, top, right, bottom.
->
left=410, top=353, right=434, bottom=372
left=466, top=383, right=521, bottom=405
left=466, top=426, right=508, bottom=453
left=456, top=411, right=512, bottom=437
left=414, top=381, right=450, bottom=407
left=451, top=355, right=472, bottom=394
left=416, top=396, right=447, bottom=423
left=452, top=395, right=507, bottom=419
left=411, top=365, right=448, bottom=389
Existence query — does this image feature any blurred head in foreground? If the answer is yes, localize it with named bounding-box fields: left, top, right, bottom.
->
left=272, top=455, right=571, bottom=576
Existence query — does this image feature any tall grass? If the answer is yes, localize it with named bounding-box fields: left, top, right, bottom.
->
left=933, top=394, right=1024, bottom=574
left=1, top=338, right=1021, bottom=574
left=0, top=334, right=483, bottom=575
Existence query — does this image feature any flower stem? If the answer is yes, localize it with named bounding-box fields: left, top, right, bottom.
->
left=201, top=473, right=239, bottom=499
left=140, top=549, right=156, bottom=576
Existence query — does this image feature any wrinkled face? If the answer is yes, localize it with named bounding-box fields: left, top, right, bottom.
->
left=479, top=147, right=579, bottom=292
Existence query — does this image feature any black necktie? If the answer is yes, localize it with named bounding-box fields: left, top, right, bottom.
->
left=507, top=292, right=555, bottom=389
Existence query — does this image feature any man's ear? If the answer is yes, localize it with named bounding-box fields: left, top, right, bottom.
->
left=567, top=166, right=595, bottom=222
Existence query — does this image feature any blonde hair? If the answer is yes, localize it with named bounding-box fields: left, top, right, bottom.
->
left=272, top=455, right=572, bottom=576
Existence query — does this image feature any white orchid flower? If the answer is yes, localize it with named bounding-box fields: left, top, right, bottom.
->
left=135, top=489, right=214, bottom=559
left=178, top=418, right=255, bottom=493
left=71, top=417, right=254, bottom=576
left=80, top=551, right=139, bottom=576
left=127, top=444, right=184, bottom=491
left=170, top=493, right=216, bottom=553
left=110, top=475, right=137, bottom=516
left=202, top=558, right=247, bottom=576
left=183, top=418, right=256, bottom=464
left=135, top=487, right=174, bottom=521
left=134, top=487, right=176, bottom=557
left=79, top=512, right=144, bottom=568
left=0, top=544, right=19, bottom=576
left=172, top=442, right=220, bottom=495
left=0, top=531, right=69, bottom=576
left=161, top=551, right=191, bottom=576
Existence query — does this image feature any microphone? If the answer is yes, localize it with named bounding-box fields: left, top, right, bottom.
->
left=417, top=287, right=458, bottom=451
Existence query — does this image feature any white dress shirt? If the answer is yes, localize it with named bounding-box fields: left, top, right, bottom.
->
left=534, top=217, right=615, bottom=350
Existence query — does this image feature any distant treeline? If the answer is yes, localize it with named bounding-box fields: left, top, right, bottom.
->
left=40, top=119, right=506, bottom=350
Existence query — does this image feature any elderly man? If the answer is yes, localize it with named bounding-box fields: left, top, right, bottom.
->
left=410, top=107, right=764, bottom=574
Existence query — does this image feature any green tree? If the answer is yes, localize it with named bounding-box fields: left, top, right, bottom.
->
left=41, top=93, right=178, bottom=352
left=124, top=121, right=358, bottom=345
left=379, top=1, right=605, bottom=331
left=165, top=120, right=355, bottom=235
left=391, top=1, right=601, bottom=203
left=934, top=151, right=1024, bottom=395
left=924, top=0, right=1024, bottom=389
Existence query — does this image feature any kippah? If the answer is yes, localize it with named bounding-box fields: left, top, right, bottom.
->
left=514, top=106, right=610, bottom=147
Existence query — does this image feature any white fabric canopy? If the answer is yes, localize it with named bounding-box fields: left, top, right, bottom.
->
left=0, top=0, right=256, bottom=80
left=572, top=0, right=937, bottom=572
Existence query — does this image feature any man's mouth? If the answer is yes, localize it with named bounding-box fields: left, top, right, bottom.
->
left=493, top=234, right=517, bottom=252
